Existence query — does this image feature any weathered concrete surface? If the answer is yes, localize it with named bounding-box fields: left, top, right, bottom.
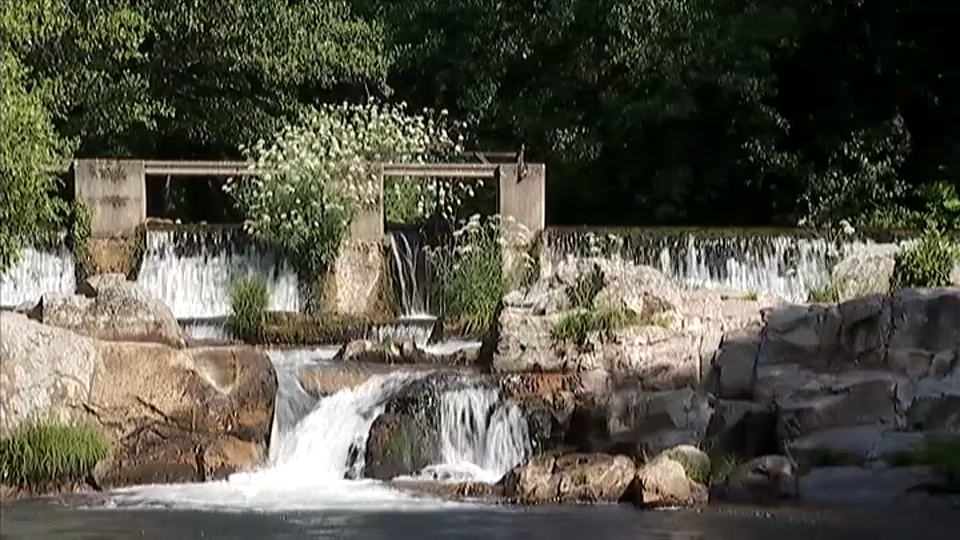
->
left=74, top=159, right=145, bottom=237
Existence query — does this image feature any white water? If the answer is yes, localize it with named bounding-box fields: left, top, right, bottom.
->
left=105, top=356, right=531, bottom=512
left=0, top=247, right=75, bottom=308
left=414, top=386, right=532, bottom=484
left=136, top=229, right=300, bottom=319
left=541, top=231, right=889, bottom=303
left=387, top=229, right=430, bottom=316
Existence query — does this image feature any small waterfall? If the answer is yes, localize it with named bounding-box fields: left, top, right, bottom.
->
left=0, top=247, right=75, bottom=308
left=268, top=371, right=426, bottom=480
left=387, top=227, right=430, bottom=316
left=417, top=386, right=532, bottom=483
left=264, top=348, right=339, bottom=462
left=136, top=228, right=300, bottom=319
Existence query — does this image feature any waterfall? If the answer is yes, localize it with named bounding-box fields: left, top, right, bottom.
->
left=417, top=386, right=532, bottom=483
left=136, top=228, right=300, bottom=319
left=105, top=365, right=530, bottom=511
left=387, top=227, right=430, bottom=316
left=0, top=247, right=75, bottom=308
left=541, top=229, right=888, bottom=303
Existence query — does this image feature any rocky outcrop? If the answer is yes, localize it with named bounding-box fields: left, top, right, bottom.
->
left=566, top=387, right=714, bottom=458
left=0, top=312, right=277, bottom=488
left=830, top=244, right=960, bottom=301
left=88, top=343, right=276, bottom=487
left=29, top=274, right=186, bottom=348
left=480, top=259, right=779, bottom=389
left=708, top=287, right=960, bottom=468
left=500, top=452, right=636, bottom=504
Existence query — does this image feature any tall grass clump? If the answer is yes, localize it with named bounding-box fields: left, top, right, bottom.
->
left=428, top=214, right=533, bottom=335
left=890, top=225, right=958, bottom=290
left=0, top=421, right=109, bottom=490
left=228, top=275, right=269, bottom=341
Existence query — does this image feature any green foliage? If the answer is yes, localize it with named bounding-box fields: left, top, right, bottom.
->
left=890, top=226, right=958, bottom=290
left=258, top=311, right=394, bottom=345
left=551, top=308, right=637, bottom=346
left=0, top=50, right=72, bottom=271
left=228, top=276, right=269, bottom=341
left=0, top=420, right=109, bottom=490
left=225, top=101, right=462, bottom=294
left=428, top=214, right=534, bottom=335
left=807, top=282, right=840, bottom=304
left=567, top=265, right=604, bottom=309
left=889, top=436, right=960, bottom=493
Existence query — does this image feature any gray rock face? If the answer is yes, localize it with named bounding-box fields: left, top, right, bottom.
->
left=0, top=312, right=99, bottom=434
left=798, top=465, right=954, bottom=507
left=30, top=274, right=186, bottom=348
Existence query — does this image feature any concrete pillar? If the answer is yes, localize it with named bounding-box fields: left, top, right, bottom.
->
left=498, top=163, right=546, bottom=286
left=498, top=163, right=545, bottom=237
left=349, top=165, right=384, bottom=241
left=73, top=159, right=146, bottom=237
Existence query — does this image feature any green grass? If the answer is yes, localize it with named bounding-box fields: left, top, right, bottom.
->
left=566, top=265, right=604, bottom=309
left=551, top=308, right=637, bottom=345
left=807, top=282, right=840, bottom=303
left=889, top=436, right=960, bottom=493
left=228, top=275, right=269, bottom=341
left=0, top=421, right=110, bottom=490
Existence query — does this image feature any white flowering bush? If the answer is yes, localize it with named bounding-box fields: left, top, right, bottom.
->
left=427, top=214, right=535, bottom=334
left=384, top=177, right=486, bottom=224
left=224, top=99, right=466, bottom=277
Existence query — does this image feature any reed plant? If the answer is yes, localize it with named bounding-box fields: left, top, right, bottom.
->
left=0, top=420, right=109, bottom=490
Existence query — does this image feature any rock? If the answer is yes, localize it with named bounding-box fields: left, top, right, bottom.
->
left=709, top=323, right=762, bottom=399
left=567, top=388, right=714, bottom=458
left=501, top=453, right=636, bottom=504
left=628, top=453, right=708, bottom=509
left=786, top=426, right=925, bottom=467
left=798, top=465, right=953, bottom=507
left=830, top=245, right=900, bottom=301
left=31, top=274, right=186, bottom=348
left=297, top=362, right=389, bottom=398
left=712, top=455, right=799, bottom=505
left=87, top=344, right=276, bottom=487
left=0, top=312, right=99, bottom=434
left=704, top=400, right=778, bottom=458
left=481, top=261, right=773, bottom=386
left=391, top=479, right=503, bottom=502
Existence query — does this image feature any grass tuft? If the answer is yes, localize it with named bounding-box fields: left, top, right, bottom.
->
left=0, top=421, right=110, bottom=490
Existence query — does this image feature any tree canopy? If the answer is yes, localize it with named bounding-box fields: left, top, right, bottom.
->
left=3, top=0, right=959, bottom=236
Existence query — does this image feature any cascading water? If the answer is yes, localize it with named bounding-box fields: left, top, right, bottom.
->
left=136, top=228, right=300, bottom=320
left=387, top=227, right=430, bottom=316
left=0, top=247, right=75, bottom=308
left=541, top=229, right=892, bottom=303
left=416, top=386, right=532, bottom=484
left=106, top=359, right=531, bottom=512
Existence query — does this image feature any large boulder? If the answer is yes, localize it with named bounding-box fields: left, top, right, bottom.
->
left=627, top=447, right=709, bottom=509
left=30, top=274, right=186, bottom=348
left=0, top=312, right=277, bottom=488
left=500, top=452, right=635, bottom=504
left=87, top=343, right=277, bottom=487
left=0, top=312, right=99, bottom=434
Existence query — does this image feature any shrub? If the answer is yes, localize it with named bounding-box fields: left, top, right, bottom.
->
left=889, top=225, right=958, bottom=290
left=567, top=264, right=604, bottom=309
left=0, top=421, right=109, bottom=490
left=551, top=308, right=637, bottom=345
left=0, top=52, right=74, bottom=272
left=427, top=214, right=534, bottom=335
left=224, top=100, right=465, bottom=309
left=228, top=275, right=269, bottom=341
